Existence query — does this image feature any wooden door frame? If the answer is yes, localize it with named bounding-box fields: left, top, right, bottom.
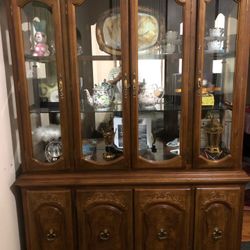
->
left=130, top=0, right=195, bottom=169
left=67, top=0, right=131, bottom=170
left=193, top=0, right=250, bottom=169
left=10, top=0, right=71, bottom=171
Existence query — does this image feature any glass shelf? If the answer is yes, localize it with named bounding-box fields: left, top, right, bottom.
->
left=30, top=105, right=60, bottom=113
left=78, top=55, right=122, bottom=61
left=81, top=104, right=123, bottom=113
left=78, top=53, right=183, bottom=61
left=204, top=51, right=235, bottom=58
left=139, top=103, right=181, bottom=112
left=25, top=54, right=56, bottom=63
left=81, top=102, right=182, bottom=113
left=138, top=53, right=182, bottom=60
left=82, top=138, right=179, bottom=162
left=201, top=105, right=228, bottom=111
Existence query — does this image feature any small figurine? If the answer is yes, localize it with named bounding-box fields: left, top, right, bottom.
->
left=32, top=17, right=50, bottom=57
left=102, top=127, right=117, bottom=160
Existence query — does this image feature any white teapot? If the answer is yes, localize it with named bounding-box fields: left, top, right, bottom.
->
left=138, top=80, right=164, bottom=109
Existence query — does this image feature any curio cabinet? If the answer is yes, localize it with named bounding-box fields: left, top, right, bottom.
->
left=6, top=0, right=250, bottom=249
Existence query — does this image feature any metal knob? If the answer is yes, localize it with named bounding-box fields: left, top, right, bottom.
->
left=46, top=228, right=57, bottom=241
left=99, top=229, right=110, bottom=241
left=132, top=72, right=137, bottom=96
left=157, top=228, right=168, bottom=240
left=197, top=77, right=202, bottom=89
left=212, top=227, right=223, bottom=241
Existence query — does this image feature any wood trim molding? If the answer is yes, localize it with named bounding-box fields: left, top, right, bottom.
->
left=71, top=0, right=86, bottom=6
left=17, top=0, right=54, bottom=8
left=15, top=170, right=250, bottom=187
left=175, top=0, right=186, bottom=5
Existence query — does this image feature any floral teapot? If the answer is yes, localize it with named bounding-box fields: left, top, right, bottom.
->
left=138, top=79, right=164, bottom=109
left=84, top=80, right=114, bottom=111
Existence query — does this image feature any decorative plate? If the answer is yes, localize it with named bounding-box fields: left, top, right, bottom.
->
left=96, top=8, right=160, bottom=55
left=45, top=139, right=62, bottom=162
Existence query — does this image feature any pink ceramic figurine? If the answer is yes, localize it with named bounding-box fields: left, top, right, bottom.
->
left=32, top=31, right=50, bottom=57
left=32, top=17, right=51, bottom=56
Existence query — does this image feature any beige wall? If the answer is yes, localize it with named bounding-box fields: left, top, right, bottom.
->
left=0, top=14, right=21, bottom=250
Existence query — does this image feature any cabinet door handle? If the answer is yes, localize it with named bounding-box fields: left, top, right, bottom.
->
left=99, top=229, right=110, bottom=241
left=157, top=228, right=168, bottom=240
left=197, top=77, right=202, bottom=89
left=58, top=76, right=64, bottom=100
left=212, top=227, right=223, bottom=241
left=132, top=72, right=137, bottom=97
left=124, top=73, right=130, bottom=99
left=46, top=228, right=57, bottom=241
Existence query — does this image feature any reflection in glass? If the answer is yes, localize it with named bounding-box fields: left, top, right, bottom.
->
left=200, top=0, right=238, bottom=160
left=21, top=2, right=62, bottom=163
left=76, top=0, right=123, bottom=163
left=138, top=0, right=183, bottom=161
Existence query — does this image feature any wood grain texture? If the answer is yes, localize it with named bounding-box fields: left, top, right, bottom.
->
left=22, top=189, right=74, bottom=250
left=76, top=189, right=133, bottom=250
left=15, top=170, right=250, bottom=187
left=135, top=188, right=193, bottom=250
left=242, top=209, right=250, bottom=242
left=194, top=186, right=244, bottom=250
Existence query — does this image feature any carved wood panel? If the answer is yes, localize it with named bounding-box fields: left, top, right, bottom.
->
left=77, top=189, right=133, bottom=250
left=135, top=188, right=192, bottom=250
left=194, top=186, right=242, bottom=250
left=23, top=189, right=74, bottom=250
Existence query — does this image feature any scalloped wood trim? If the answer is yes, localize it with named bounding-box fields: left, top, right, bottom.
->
left=175, top=0, right=186, bottom=5
left=17, top=0, right=53, bottom=8
left=71, top=0, right=86, bottom=6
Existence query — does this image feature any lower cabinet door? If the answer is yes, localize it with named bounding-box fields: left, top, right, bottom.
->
left=77, top=189, right=133, bottom=250
left=22, top=189, right=74, bottom=250
left=135, top=188, right=193, bottom=250
left=194, top=186, right=243, bottom=250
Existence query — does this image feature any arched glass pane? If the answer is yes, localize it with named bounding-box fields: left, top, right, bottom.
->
left=137, top=0, right=183, bottom=161
left=200, top=0, right=238, bottom=160
left=76, top=0, right=124, bottom=163
left=21, top=2, right=62, bottom=163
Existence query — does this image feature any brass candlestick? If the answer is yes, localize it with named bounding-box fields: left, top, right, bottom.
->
left=102, top=128, right=116, bottom=160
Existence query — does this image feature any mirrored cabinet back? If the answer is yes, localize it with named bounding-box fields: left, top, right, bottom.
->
left=5, top=0, right=250, bottom=249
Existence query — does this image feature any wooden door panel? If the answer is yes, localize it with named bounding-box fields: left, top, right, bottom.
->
left=135, top=188, right=192, bottom=250
left=194, top=186, right=243, bottom=250
left=77, top=189, right=133, bottom=250
left=86, top=204, right=124, bottom=249
left=67, top=0, right=130, bottom=170
left=22, top=189, right=74, bottom=250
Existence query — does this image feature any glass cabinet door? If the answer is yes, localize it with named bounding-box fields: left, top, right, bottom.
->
left=12, top=0, right=70, bottom=170
left=194, top=0, right=248, bottom=168
left=68, top=0, right=130, bottom=169
left=130, top=0, right=193, bottom=168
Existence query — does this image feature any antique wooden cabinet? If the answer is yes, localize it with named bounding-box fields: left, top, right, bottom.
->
left=6, top=0, right=250, bottom=249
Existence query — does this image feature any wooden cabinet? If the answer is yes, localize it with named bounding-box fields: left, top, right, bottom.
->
left=6, top=0, right=250, bottom=249
left=76, top=190, right=133, bottom=250
left=8, top=0, right=250, bottom=171
left=194, top=186, right=243, bottom=250
left=135, top=188, right=192, bottom=250
left=22, top=189, right=74, bottom=250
